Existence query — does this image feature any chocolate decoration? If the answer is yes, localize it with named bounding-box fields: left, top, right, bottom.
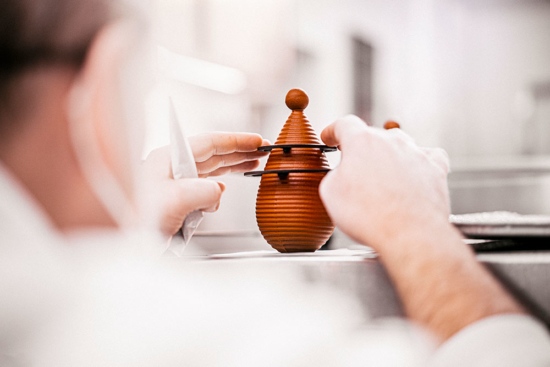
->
left=246, top=89, right=335, bottom=253
left=384, top=120, right=401, bottom=130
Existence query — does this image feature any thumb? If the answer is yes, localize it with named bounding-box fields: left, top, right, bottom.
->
left=321, top=115, right=367, bottom=147
left=161, top=179, right=224, bottom=236
left=174, top=179, right=225, bottom=212
left=318, top=169, right=337, bottom=214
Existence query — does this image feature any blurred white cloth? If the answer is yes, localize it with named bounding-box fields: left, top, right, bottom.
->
left=1, top=163, right=549, bottom=366
left=0, top=164, right=431, bottom=366
left=0, top=164, right=72, bottom=366
left=430, top=314, right=550, bottom=367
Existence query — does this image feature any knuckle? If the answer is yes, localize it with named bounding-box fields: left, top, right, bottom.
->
left=195, top=163, right=206, bottom=175
left=344, top=129, right=370, bottom=147
left=342, top=114, right=365, bottom=124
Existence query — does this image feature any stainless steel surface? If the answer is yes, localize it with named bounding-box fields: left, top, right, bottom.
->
left=197, top=249, right=550, bottom=325
left=201, top=250, right=403, bottom=322
left=448, top=158, right=550, bottom=215
left=479, top=252, right=550, bottom=325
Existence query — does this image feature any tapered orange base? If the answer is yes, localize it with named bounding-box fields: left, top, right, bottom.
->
left=252, top=89, right=335, bottom=253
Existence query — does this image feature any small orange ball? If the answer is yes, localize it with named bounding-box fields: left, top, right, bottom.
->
left=285, top=88, right=309, bottom=110
left=384, top=120, right=400, bottom=130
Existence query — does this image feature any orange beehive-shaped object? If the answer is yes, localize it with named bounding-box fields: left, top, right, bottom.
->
left=245, top=89, right=335, bottom=252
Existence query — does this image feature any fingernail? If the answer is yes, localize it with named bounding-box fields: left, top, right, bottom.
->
left=217, top=181, right=226, bottom=193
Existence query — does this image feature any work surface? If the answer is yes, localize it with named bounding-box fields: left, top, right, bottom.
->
left=194, top=249, right=550, bottom=326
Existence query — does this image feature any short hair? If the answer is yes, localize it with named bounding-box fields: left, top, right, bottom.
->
left=0, top=0, right=114, bottom=137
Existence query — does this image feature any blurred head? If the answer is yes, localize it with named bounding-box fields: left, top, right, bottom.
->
left=0, top=0, right=151, bottom=230
left=0, top=0, right=112, bottom=140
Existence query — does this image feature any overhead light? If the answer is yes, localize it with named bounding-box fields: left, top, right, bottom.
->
left=157, top=46, right=247, bottom=95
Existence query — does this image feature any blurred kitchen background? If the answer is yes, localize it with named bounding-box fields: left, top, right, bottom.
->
left=144, top=0, right=550, bottom=252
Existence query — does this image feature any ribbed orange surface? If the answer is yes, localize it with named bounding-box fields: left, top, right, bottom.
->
left=264, top=148, right=329, bottom=171
left=256, top=173, right=333, bottom=252
left=275, top=111, right=321, bottom=145
left=254, top=89, right=335, bottom=253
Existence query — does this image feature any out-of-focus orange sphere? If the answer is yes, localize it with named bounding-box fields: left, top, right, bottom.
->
left=384, top=120, right=400, bottom=130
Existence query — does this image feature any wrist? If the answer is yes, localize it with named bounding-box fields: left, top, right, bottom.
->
left=365, top=213, right=463, bottom=258
left=367, top=215, right=524, bottom=340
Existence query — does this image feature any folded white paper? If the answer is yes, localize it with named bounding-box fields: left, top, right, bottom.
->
left=167, top=99, right=203, bottom=256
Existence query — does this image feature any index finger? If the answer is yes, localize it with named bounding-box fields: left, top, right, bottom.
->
left=320, top=115, right=368, bottom=147
left=189, top=132, right=267, bottom=162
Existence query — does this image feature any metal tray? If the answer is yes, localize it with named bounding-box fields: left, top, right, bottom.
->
left=451, top=211, right=550, bottom=238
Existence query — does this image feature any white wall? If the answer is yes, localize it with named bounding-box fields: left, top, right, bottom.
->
left=438, top=0, right=550, bottom=158
left=150, top=0, right=550, bottom=154
left=147, top=0, right=550, bottom=235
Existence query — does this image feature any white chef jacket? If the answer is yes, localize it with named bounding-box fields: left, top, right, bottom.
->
left=1, top=163, right=550, bottom=366
left=431, top=314, right=550, bottom=366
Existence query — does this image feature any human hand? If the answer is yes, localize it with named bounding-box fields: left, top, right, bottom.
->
left=320, top=117, right=526, bottom=342
left=319, top=115, right=451, bottom=251
left=143, top=132, right=268, bottom=236
left=188, top=132, right=269, bottom=177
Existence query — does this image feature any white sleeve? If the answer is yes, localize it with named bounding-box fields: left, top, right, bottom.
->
left=430, top=314, right=550, bottom=367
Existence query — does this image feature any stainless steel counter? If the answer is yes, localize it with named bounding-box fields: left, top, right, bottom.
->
left=478, top=251, right=550, bottom=325
left=198, top=249, right=550, bottom=325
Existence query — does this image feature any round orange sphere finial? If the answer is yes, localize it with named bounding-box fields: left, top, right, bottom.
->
left=384, top=120, right=400, bottom=130
left=285, top=88, right=309, bottom=111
